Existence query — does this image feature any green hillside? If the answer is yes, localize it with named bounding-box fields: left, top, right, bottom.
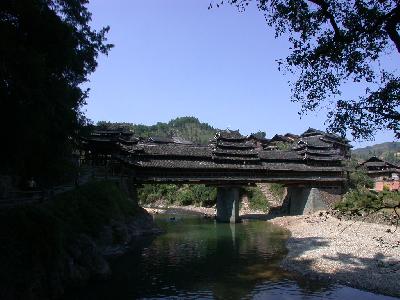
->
left=96, top=116, right=217, bottom=144
left=352, top=142, right=400, bottom=164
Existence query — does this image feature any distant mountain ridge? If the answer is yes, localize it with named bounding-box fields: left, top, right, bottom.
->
left=96, top=116, right=218, bottom=145
left=352, top=142, right=400, bottom=164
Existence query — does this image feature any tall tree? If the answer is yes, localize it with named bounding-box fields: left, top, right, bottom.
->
left=0, top=0, right=112, bottom=183
left=214, top=0, right=400, bottom=140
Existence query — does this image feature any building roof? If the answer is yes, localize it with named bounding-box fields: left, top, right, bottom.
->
left=359, top=157, right=400, bottom=170
left=248, top=134, right=271, bottom=143
left=172, top=136, right=193, bottom=145
left=301, top=128, right=351, bottom=145
left=270, top=134, right=293, bottom=143
left=214, top=130, right=247, bottom=141
left=284, top=133, right=300, bottom=140
left=147, top=136, right=175, bottom=144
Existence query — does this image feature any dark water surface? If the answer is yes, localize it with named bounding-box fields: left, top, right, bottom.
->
left=66, top=213, right=398, bottom=300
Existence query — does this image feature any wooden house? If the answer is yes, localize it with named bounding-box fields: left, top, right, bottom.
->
left=359, top=157, right=400, bottom=191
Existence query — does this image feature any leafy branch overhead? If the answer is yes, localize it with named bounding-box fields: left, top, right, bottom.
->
left=0, top=0, right=113, bottom=181
left=212, top=0, right=400, bottom=140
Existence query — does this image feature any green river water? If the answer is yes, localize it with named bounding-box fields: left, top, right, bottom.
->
left=66, top=213, right=398, bottom=300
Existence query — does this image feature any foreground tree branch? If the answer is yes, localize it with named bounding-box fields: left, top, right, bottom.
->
left=218, top=0, right=400, bottom=140
left=385, top=7, right=400, bottom=53
left=306, top=0, right=342, bottom=39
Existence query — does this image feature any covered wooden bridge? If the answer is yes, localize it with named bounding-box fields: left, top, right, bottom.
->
left=80, top=128, right=351, bottom=222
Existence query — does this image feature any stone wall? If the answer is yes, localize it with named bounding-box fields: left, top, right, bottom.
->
left=374, top=180, right=400, bottom=191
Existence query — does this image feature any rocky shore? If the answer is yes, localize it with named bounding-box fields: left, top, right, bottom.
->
left=270, top=211, right=400, bottom=297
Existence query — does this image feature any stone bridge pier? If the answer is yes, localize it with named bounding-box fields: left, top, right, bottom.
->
left=216, top=186, right=241, bottom=223
left=283, top=186, right=343, bottom=215
left=215, top=185, right=344, bottom=222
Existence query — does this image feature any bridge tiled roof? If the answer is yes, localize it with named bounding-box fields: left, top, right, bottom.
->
left=85, top=128, right=349, bottom=184
left=258, top=150, right=303, bottom=160
left=213, top=149, right=258, bottom=156
left=127, top=144, right=212, bottom=157
left=213, top=156, right=261, bottom=162
left=295, top=148, right=342, bottom=156
left=122, top=156, right=343, bottom=171
left=210, top=130, right=262, bottom=164
left=295, top=136, right=333, bottom=149
left=214, top=130, right=248, bottom=142
left=215, top=141, right=255, bottom=149
left=121, top=143, right=342, bottom=165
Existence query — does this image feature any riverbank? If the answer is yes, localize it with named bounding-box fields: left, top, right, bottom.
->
left=270, top=211, right=400, bottom=297
left=144, top=203, right=265, bottom=217
left=0, top=181, right=160, bottom=300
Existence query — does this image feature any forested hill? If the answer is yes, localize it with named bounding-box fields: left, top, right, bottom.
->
left=96, top=117, right=218, bottom=144
left=352, top=142, right=400, bottom=164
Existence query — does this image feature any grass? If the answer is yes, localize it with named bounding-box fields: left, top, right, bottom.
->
left=269, top=183, right=285, bottom=199
left=242, top=187, right=269, bottom=212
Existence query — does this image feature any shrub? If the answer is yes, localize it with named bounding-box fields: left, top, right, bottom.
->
left=335, top=188, right=400, bottom=214
left=189, top=184, right=217, bottom=207
left=269, top=183, right=285, bottom=199
left=137, top=184, right=217, bottom=207
left=348, top=169, right=374, bottom=189
left=242, top=186, right=269, bottom=212
left=137, top=184, right=168, bottom=205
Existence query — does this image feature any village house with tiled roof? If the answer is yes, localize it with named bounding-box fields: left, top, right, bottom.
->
left=359, top=157, right=400, bottom=191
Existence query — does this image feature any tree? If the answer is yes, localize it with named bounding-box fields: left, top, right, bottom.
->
left=250, top=131, right=267, bottom=139
left=347, top=158, right=375, bottom=190
left=213, top=0, right=400, bottom=140
left=0, top=0, right=112, bottom=184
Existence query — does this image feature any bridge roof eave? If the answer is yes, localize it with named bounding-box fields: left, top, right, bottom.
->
left=125, top=163, right=344, bottom=172
left=133, top=177, right=346, bottom=185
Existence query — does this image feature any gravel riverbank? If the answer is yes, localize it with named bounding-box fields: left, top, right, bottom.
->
left=144, top=204, right=265, bottom=217
left=270, top=211, right=400, bottom=297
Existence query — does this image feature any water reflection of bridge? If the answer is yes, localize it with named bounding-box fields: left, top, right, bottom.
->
left=80, top=128, right=351, bottom=223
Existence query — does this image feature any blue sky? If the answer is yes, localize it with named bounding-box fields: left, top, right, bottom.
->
left=85, top=0, right=397, bottom=148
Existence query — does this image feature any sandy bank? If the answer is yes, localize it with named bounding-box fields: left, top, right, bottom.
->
left=270, top=212, right=400, bottom=297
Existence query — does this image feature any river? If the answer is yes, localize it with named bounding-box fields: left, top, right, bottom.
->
left=65, top=213, right=398, bottom=299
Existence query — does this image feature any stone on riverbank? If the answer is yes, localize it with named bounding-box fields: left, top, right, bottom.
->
left=270, top=211, right=400, bottom=297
